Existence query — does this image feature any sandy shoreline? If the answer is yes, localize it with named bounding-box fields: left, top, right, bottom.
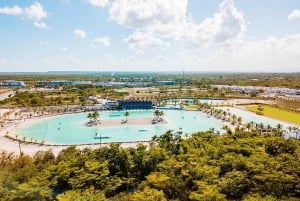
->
left=0, top=112, right=165, bottom=156
left=1, top=101, right=297, bottom=156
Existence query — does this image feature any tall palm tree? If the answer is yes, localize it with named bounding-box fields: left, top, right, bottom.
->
left=222, top=124, right=229, bottom=133
left=222, top=111, right=227, bottom=119
left=87, top=112, right=93, bottom=122
left=92, top=111, right=100, bottom=123
left=232, top=114, right=237, bottom=123
left=159, top=110, right=164, bottom=121
left=246, top=123, right=251, bottom=132
left=267, top=124, right=272, bottom=132
left=154, top=109, right=160, bottom=120
left=249, top=121, right=254, bottom=130
left=237, top=117, right=242, bottom=125
left=276, top=123, right=283, bottom=137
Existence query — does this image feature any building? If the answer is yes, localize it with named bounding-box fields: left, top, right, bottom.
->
left=156, top=80, right=175, bottom=86
left=0, top=80, right=25, bottom=87
left=118, top=100, right=153, bottom=110
left=72, top=81, right=92, bottom=85
left=106, top=100, right=119, bottom=109
left=35, top=80, right=72, bottom=87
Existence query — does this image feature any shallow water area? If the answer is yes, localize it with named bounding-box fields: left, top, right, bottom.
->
left=13, top=110, right=224, bottom=145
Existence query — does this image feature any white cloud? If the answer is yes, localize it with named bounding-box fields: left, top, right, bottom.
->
left=183, top=0, right=246, bottom=46
left=0, top=3, right=48, bottom=28
left=89, top=0, right=109, bottom=8
left=93, top=37, right=111, bottom=47
left=124, top=31, right=169, bottom=52
left=109, top=0, right=245, bottom=51
left=61, top=47, right=68, bottom=51
left=180, top=33, right=300, bottom=72
left=0, top=6, right=23, bottom=15
left=288, top=9, right=300, bottom=20
left=74, top=29, right=87, bottom=38
left=34, top=21, right=47, bottom=28
left=25, top=2, right=47, bottom=21
left=109, top=0, right=187, bottom=38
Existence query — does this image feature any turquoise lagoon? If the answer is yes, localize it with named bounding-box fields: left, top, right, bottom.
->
left=13, top=110, right=224, bottom=145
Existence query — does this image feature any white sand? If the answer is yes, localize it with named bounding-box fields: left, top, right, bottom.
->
left=0, top=113, right=160, bottom=156
left=88, top=117, right=167, bottom=128
left=0, top=98, right=285, bottom=157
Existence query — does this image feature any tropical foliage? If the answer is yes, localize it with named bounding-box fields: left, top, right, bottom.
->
left=0, top=129, right=299, bottom=201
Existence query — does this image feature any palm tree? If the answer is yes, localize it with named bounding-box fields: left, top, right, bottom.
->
left=232, top=114, right=237, bottom=123
left=92, top=111, right=100, bottom=124
left=124, top=111, right=129, bottom=122
left=237, top=117, right=242, bottom=125
left=257, top=123, right=264, bottom=134
left=87, top=112, right=93, bottom=122
left=222, top=125, right=229, bottom=133
left=154, top=110, right=160, bottom=120
left=276, top=123, right=283, bottom=137
left=246, top=123, right=251, bottom=132
left=159, top=110, right=164, bottom=121
left=222, top=111, right=227, bottom=119
left=267, top=124, right=272, bottom=132
left=249, top=121, right=254, bottom=130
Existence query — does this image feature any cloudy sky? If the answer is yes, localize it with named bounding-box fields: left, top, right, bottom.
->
left=1, top=0, right=300, bottom=72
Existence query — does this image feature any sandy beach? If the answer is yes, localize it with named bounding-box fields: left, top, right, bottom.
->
left=87, top=117, right=167, bottom=127
left=0, top=112, right=166, bottom=156
left=1, top=100, right=295, bottom=157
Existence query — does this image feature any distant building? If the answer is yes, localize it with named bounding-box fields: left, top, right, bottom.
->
left=118, top=100, right=153, bottom=110
left=72, top=81, right=92, bottom=85
left=1, top=80, right=25, bottom=87
left=36, top=80, right=72, bottom=87
left=156, top=80, right=175, bottom=85
left=95, top=82, right=127, bottom=88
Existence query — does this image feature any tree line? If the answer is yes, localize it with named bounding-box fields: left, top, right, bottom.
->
left=0, top=129, right=299, bottom=201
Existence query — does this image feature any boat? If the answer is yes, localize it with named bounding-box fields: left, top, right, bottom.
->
left=94, top=134, right=110, bottom=139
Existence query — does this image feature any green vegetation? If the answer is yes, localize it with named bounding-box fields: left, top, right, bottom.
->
left=0, top=87, right=128, bottom=107
left=1, top=72, right=300, bottom=88
left=246, top=104, right=300, bottom=125
left=0, top=130, right=299, bottom=200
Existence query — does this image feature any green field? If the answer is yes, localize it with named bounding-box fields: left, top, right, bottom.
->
left=246, top=104, right=300, bottom=125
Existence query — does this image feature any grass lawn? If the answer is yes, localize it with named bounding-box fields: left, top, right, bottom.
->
left=245, top=104, right=300, bottom=125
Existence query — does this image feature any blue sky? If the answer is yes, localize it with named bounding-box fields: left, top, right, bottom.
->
left=0, top=0, right=300, bottom=72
